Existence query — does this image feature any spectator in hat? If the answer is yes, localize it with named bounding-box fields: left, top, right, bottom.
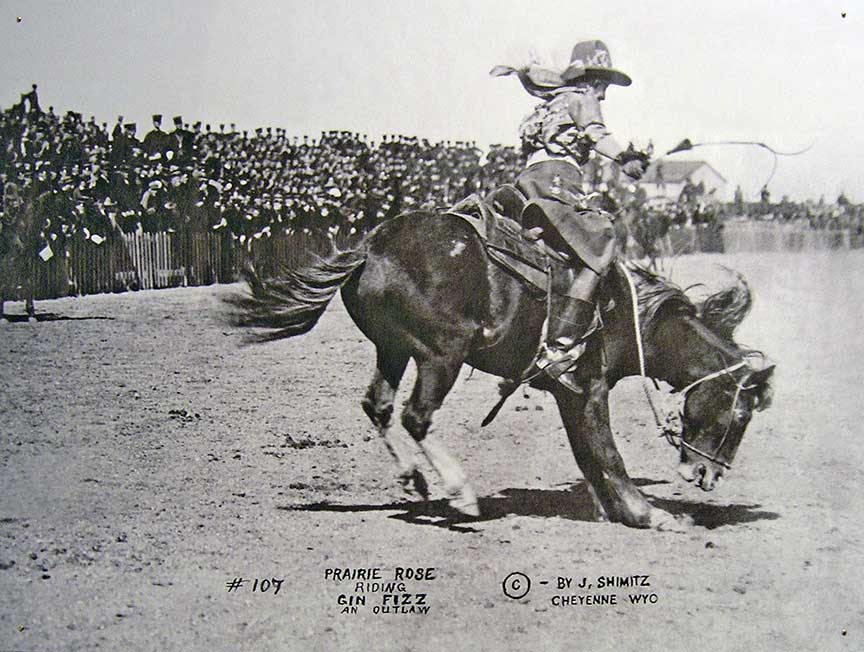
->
left=143, top=114, right=174, bottom=159
left=171, top=115, right=194, bottom=162
left=22, top=84, right=40, bottom=114
left=111, top=116, right=124, bottom=142
left=110, top=118, right=133, bottom=162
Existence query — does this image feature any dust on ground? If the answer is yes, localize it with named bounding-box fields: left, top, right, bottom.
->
left=1, top=252, right=862, bottom=651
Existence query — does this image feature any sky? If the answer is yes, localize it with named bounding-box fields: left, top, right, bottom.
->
left=2, top=0, right=862, bottom=202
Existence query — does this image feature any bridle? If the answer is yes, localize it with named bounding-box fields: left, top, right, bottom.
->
left=663, top=360, right=757, bottom=470
left=619, top=262, right=756, bottom=471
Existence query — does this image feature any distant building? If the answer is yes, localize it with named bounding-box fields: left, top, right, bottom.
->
left=640, top=160, right=727, bottom=203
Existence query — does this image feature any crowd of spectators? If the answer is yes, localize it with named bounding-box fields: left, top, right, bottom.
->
left=0, top=85, right=528, bottom=255
left=2, top=85, right=862, bottom=263
left=727, top=187, right=864, bottom=234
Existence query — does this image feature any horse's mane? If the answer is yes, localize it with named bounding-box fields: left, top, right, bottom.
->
left=625, top=263, right=697, bottom=333
left=696, top=266, right=752, bottom=342
left=624, top=262, right=765, bottom=361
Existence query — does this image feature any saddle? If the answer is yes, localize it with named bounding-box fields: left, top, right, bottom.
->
left=448, top=184, right=566, bottom=294
left=448, top=187, right=626, bottom=415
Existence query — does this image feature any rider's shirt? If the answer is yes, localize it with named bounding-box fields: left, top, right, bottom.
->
left=518, top=88, right=611, bottom=167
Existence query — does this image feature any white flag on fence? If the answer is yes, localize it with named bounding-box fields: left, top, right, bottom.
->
left=39, top=244, right=54, bottom=261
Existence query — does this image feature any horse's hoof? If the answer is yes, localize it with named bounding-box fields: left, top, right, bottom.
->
left=448, top=486, right=479, bottom=518
left=586, top=486, right=609, bottom=522
left=397, top=471, right=414, bottom=495
left=410, top=469, right=430, bottom=500
left=398, top=468, right=430, bottom=500
left=649, top=508, right=691, bottom=532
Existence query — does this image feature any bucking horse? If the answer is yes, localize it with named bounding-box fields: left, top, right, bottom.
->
left=226, top=189, right=774, bottom=531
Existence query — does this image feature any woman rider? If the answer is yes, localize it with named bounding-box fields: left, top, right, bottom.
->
left=492, top=40, right=646, bottom=387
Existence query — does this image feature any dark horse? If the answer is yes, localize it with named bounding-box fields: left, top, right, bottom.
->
left=227, top=211, right=774, bottom=530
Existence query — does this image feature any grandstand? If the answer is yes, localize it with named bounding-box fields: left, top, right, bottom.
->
left=1, top=87, right=862, bottom=301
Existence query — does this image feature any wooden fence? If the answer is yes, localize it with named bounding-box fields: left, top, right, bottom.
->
left=653, top=224, right=724, bottom=257
left=9, top=220, right=864, bottom=303
left=647, top=222, right=861, bottom=257
left=18, top=229, right=360, bottom=301
left=720, top=221, right=858, bottom=253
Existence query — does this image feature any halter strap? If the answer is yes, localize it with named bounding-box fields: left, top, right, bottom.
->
left=678, top=360, right=749, bottom=397
left=680, top=439, right=733, bottom=470
left=674, top=363, right=754, bottom=470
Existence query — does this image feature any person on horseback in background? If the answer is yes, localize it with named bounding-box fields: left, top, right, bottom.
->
left=492, top=40, right=648, bottom=388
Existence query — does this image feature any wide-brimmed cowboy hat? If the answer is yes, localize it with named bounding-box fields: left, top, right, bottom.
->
left=492, top=40, right=630, bottom=97
left=562, top=40, right=631, bottom=86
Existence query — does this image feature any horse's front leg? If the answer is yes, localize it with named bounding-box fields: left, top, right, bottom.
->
left=554, top=373, right=687, bottom=532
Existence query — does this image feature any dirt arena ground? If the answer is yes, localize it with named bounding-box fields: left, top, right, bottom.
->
left=1, top=251, right=862, bottom=651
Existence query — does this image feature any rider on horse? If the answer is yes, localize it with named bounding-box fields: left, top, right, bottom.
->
left=492, top=40, right=648, bottom=388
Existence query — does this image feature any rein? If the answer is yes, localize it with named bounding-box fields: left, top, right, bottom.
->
left=619, top=263, right=752, bottom=470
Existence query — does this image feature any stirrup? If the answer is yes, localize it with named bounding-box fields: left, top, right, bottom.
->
left=520, top=342, right=586, bottom=388
left=484, top=343, right=582, bottom=428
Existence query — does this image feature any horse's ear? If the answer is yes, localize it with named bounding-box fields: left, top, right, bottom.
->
left=698, top=268, right=752, bottom=340
left=747, top=364, right=775, bottom=412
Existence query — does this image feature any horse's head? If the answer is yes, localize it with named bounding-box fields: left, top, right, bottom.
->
left=676, top=362, right=775, bottom=491
left=627, top=263, right=776, bottom=492
left=674, top=267, right=775, bottom=490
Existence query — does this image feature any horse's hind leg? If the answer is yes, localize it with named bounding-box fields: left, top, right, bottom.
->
left=361, top=348, right=428, bottom=497
left=402, top=355, right=478, bottom=517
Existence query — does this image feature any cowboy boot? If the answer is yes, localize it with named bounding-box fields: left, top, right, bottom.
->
left=522, top=265, right=601, bottom=388
left=534, top=296, right=596, bottom=369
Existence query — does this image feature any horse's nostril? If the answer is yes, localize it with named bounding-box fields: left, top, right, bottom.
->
left=696, top=464, right=707, bottom=479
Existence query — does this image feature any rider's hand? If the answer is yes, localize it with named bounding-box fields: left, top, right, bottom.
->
left=622, top=159, right=646, bottom=180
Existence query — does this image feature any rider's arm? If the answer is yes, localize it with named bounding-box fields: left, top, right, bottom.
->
left=566, top=91, right=625, bottom=162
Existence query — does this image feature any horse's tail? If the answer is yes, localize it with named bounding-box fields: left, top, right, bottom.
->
left=225, top=246, right=368, bottom=342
